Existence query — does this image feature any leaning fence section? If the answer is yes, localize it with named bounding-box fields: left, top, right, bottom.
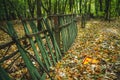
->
left=0, top=14, right=77, bottom=80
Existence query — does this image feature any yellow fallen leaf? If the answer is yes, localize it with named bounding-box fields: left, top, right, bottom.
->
left=83, top=57, right=99, bottom=64
left=55, top=75, right=62, bottom=80
left=92, top=59, right=99, bottom=64
left=83, top=57, right=92, bottom=64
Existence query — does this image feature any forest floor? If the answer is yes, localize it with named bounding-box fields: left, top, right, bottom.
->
left=0, top=19, right=120, bottom=80
left=47, top=19, right=120, bottom=80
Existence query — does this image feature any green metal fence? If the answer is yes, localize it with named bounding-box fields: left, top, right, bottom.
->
left=0, top=14, right=77, bottom=80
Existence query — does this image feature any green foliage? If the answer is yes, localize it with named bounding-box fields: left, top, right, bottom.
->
left=0, top=0, right=119, bottom=20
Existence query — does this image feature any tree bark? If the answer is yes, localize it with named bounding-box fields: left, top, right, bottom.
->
left=105, top=0, right=111, bottom=20
left=27, top=0, right=35, bottom=18
left=79, top=0, right=82, bottom=14
left=95, top=0, right=98, bottom=16
left=37, top=0, right=42, bottom=31
left=3, top=0, right=9, bottom=20
left=99, top=0, right=103, bottom=11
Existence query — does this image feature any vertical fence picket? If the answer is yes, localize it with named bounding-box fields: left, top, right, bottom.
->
left=0, top=65, right=12, bottom=80
left=29, top=21, right=53, bottom=67
left=0, top=14, right=78, bottom=80
left=6, top=21, right=42, bottom=80
left=41, top=20, right=57, bottom=65
left=43, top=18, right=62, bottom=61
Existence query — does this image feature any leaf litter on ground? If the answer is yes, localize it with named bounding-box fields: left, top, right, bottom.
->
left=0, top=19, right=120, bottom=80
left=47, top=19, right=120, bottom=80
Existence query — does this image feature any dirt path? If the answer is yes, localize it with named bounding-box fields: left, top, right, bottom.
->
left=48, top=20, right=120, bottom=80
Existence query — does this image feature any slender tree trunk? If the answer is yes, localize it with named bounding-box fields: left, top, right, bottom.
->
left=88, top=0, right=91, bottom=14
left=69, top=0, right=74, bottom=13
left=99, top=0, right=103, bottom=11
left=118, top=0, right=120, bottom=16
left=37, top=0, right=42, bottom=31
left=28, top=0, right=35, bottom=18
left=54, top=0, right=57, bottom=14
left=48, top=0, right=51, bottom=15
left=116, top=0, right=120, bottom=17
left=58, top=0, right=61, bottom=13
left=84, top=0, right=87, bottom=13
left=95, top=0, right=98, bottom=16
left=81, top=14, right=86, bottom=28
left=62, top=0, right=67, bottom=14
left=24, top=0, right=27, bottom=17
left=79, top=0, right=82, bottom=14
left=105, top=0, right=111, bottom=20
left=3, top=0, right=9, bottom=20
left=81, top=0, right=87, bottom=28
left=88, top=0, right=91, bottom=19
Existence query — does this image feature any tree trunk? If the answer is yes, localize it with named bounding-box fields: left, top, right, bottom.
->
left=105, top=0, right=111, bottom=21
left=79, top=0, right=82, bottom=14
left=99, top=0, right=103, bottom=11
left=48, top=0, right=51, bottom=15
left=88, top=0, right=91, bottom=19
left=95, top=0, right=98, bottom=16
left=62, top=0, right=67, bottom=14
left=27, top=0, right=35, bottom=18
left=69, top=0, right=74, bottom=13
left=81, top=14, right=86, bottom=28
left=3, top=0, right=9, bottom=20
left=116, top=0, right=120, bottom=17
left=37, top=0, right=42, bottom=31
left=54, top=0, right=57, bottom=14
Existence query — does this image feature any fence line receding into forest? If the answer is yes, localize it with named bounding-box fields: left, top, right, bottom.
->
left=0, top=14, right=78, bottom=80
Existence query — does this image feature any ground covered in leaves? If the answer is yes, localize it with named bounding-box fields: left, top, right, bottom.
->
left=48, top=19, right=120, bottom=80
left=0, top=19, right=120, bottom=80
